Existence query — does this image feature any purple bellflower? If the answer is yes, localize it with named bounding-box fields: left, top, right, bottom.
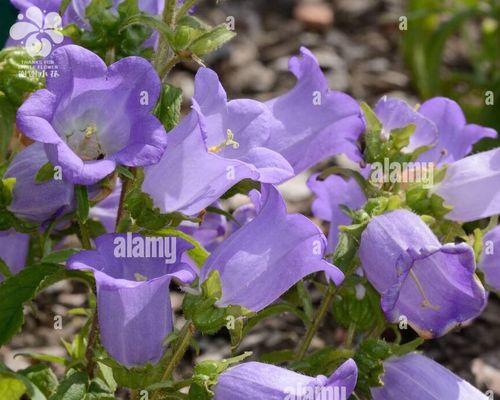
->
left=479, top=226, right=500, bottom=291
left=0, top=230, right=30, bottom=280
left=214, top=359, right=358, bottom=400
left=432, top=147, right=500, bottom=222
left=67, top=233, right=197, bottom=367
left=359, top=209, right=486, bottom=338
left=4, top=143, right=74, bottom=223
left=371, top=353, right=488, bottom=400
left=200, top=184, right=344, bottom=312
left=17, top=45, right=167, bottom=185
left=142, top=68, right=293, bottom=215
left=308, top=173, right=366, bottom=252
left=265, top=47, right=365, bottom=173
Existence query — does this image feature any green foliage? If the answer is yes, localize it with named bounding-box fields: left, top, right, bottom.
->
left=353, top=339, right=393, bottom=396
left=154, top=84, right=183, bottom=131
left=36, top=162, right=57, bottom=183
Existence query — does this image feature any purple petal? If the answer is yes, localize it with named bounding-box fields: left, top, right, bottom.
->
left=215, top=359, right=357, bottom=400
left=479, top=226, right=500, bottom=291
left=372, top=353, right=488, bottom=400
left=200, top=184, right=344, bottom=312
left=417, top=97, right=497, bottom=165
left=308, top=173, right=366, bottom=251
left=432, top=147, right=500, bottom=222
left=374, top=96, right=438, bottom=152
left=0, top=230, right=30, bottom=280
left=67, top=233, right=196, bottom=367
left=265, top=47, right=365, bottom=173
left=4, top=143, right=75, bottom=223
left=360, top=209, right=486, bottom=338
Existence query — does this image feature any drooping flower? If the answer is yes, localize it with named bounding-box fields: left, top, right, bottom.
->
left=214, top=359, right=358, bottom=400
left=416, top=97, right=496, bottom=165
left=359, top=209, right=486, bottom=338
left=200, top=184, right=344, bottom=312
left=479, top=226, right=500, bottom=291
left=142, top=68, right=293, bottom=215
left=432, top=147, right=500, bottom=222
left=371, top=353, right=488, bottom=400
left=67, top=233, right=197, bottom=367
left=265, top=47, right=365, bottom=173
left=4, top=143, right=74, bottom=223
left=17, top=44, right=167, bottom=185
left=308, top=173, right=366, bottom=251
left=0, top=230, right=30, bottom=280
left=373, top=96, right=438, bottom=153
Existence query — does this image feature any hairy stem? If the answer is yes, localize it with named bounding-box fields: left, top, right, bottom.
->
left=295, top=283, right=336, bottom=361
left=115, top=168, right=135, bottom=231
left=85, top=311, right=99, bottom=378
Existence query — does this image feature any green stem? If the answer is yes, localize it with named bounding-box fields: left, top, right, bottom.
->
left=78, top=219, right=92, bottom=250
left=345, top=323, right=356, bottom=348
left=151, top=322, right=195, bottom=400
left=175, top=0, right=198, bottom=23
left=85, top=311, right=99, bottom=378
left=295, top=283, right=336, bottom=361
left=163, top=0, right=177, bottom=28
left=115, top=168, right=135, bottom=231
left=159, top=55, right=181, bottom=81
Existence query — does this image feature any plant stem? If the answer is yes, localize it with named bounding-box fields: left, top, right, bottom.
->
left=78, top=219, right=92, bottom=250
left=115, top=168, right=135, bottom=231
left=175, top=0, right=198, bottom=23
left=345, top=323, right=356, bottom=348
left=159, top=55, right=181, bottom=82
left=151, top=321, right=195, bottom=400
left=295, top=283, right=336, bottom=361
left=85, top=311, right=99, bottom=378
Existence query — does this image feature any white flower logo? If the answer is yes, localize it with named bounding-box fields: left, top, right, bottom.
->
left=9, top=6, right=64, bottom=57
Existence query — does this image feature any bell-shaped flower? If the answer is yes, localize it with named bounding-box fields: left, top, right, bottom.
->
left=17, top=45, right=167, bottom=185
left=308, top=173, right=366, bottom=251
left=373, top=96, right=438, bottom=153
left=67, top=233, right=197, bottom=367
left=359, top=209, right=486, bottom=338
left=432, top=147, right=500, bottom=222
left=371, top=353, right=488, bottom=400
left=0, top=230, right=30, bottom=281
left=143, top=68, right=293, bottom=215
left=265, top=47, right=365, bottom=173
left=479, top=226, right=500, bottom=291
left=416, top=97, right=496, bottom=165
left=214, top=359, right=358, bottom=400
left=4, top=143, right=75, bottom=223
left=200, top=184, right=344, bottom=312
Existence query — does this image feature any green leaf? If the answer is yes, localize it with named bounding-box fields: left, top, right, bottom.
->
left=120, top=14, right=174, bottom=43
left=41, top=249, right=80, bottom=265
left=0, top=94, right=15, bottom=162
left=0, top=374, right=26, bottom=400
left=353, top=339, right=393, bottom=396
left=201, top=270, right=222, bottom=299
left=221, top=179, right=260, bottom=199
left=75, top=186, right=90, bottom=223
left=19, top=364, right=58, bottom=398
left=154, top=84, right=183, bottom=131
left=188, top=24, right=236, bottom=56
left=0, top=258, right=12, bottom=279
left=289, top=348, right=354, bottom=377
left=49, top=371, right=88, bottom=400
left=36, top=162, right=56, bottom=183
left=259, top=349, right=295, bottom=364
left=115, top=166, right=135, bottom=181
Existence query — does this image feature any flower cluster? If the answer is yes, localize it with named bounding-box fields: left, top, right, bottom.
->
left=0, top=0, right=498, bottom=399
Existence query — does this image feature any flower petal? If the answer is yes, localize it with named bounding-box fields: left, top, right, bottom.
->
left=479, top=226, right=500, bottom=291
left=0, top=230, right=30, bottom=280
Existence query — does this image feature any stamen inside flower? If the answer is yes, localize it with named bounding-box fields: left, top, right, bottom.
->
left=65, top=123, right=105, bottom=160
left=134, top=272, right=148, bottom=282
left=409, top=270, right=441, bottom=311
left=208, top=129, right=240, bottom=153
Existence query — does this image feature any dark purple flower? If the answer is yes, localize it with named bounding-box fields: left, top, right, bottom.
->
left=308, top=173, right=366, bottom=251
left=0, top=230, right=30, bottom=280
left=214, top=359, right=358, bottom=400
left=359, top=209, right=486, bottom=338
left=372, top=353, right=488, bottom=400
left=416, top=97, right=496, bottom=165
left=17, top=45, right=167, bottom=185
left=4, top=143, right=74, bottom=223
left=67, top=233, right=197, bottom=366
left=479, top=226, right=500, bottom=291
left=432, top=147, right=500, bottom=222
left=200, top=184, right=344, bottom=312
left=374, top=96, right=438, bottom=153
left=265, top=47, right=365, bottom=173
left=143, top=68, right=293, bottom=215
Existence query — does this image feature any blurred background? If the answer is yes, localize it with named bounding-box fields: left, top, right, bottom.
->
left=1, top=0, right=499, bottom=395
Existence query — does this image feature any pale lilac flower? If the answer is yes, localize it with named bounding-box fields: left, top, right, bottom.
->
left=308, top=173, right=366, bottom=251
left=0, top=230, right=30, bottom=280
left=215, top=359, right=358, bottom=400
left=143, top=68, right=293, bottom=215
left=372, top=353, right=488, bottom=400
left=200, top=184, right=344, bottom=312
left=4, top=143, right=74, bottom=223
left=17, top=45, right=167, bottom=185
left=359, top=209, right=486, bottom=338
left=67, top=233, right=197, bottom=366
left=432, top=147, right=500, bottom=222
left=479, top=226, right=500, bottom=291
left=265, top=47, right=365, bottom=173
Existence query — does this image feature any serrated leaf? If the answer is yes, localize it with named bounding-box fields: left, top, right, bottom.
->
left=189, top=24, right=236, bottom=56
left=154, top=84, right=182, bottom=131
left=49, top=371, right=88, bottom=400
left=19, top=364, right=58, bottom=398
